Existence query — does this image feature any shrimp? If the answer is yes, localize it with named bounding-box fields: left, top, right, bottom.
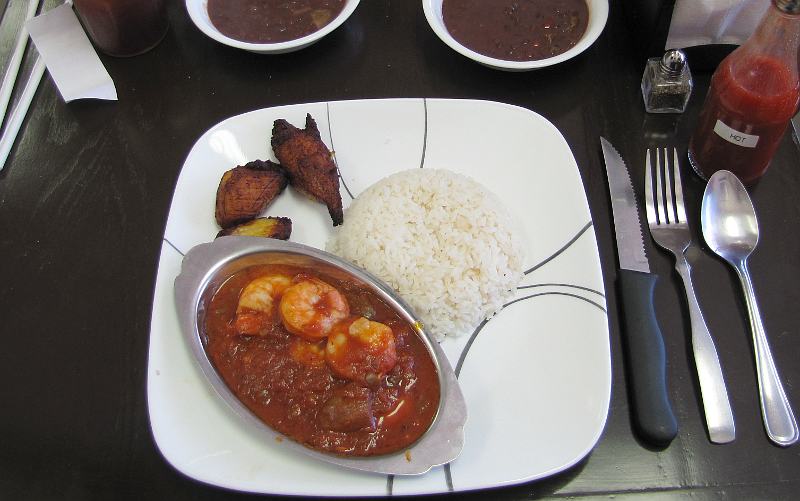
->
left=289, top=338, right=327, bottom=367
left=279, top=275, right=350, bottom=340
left=234, top=274, right=292, bottom=335
left=325, top=317, right=397, bottom=385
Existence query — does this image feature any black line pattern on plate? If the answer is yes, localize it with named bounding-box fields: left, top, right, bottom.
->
left=164, top=238, right=185, bottom=257
left=443, top=222, right=603, bottom=491
left=443, top=292, right=605, bottom=491
left=419, top=98, right=428, bottom=169
left=386, top=474, right=394, bottom=495
left=505, top=291, right=607, bottom=313
left=524, top=221, right=593, bottom=275
left=444, top=463, right=455, bottom=491
left=451, top=290, right=605, bottom=379
left=518, top=283, right=605, bottom=298
left=326, top=102, right=355, bottom=200
left=454, top=287, right=606, bottom=378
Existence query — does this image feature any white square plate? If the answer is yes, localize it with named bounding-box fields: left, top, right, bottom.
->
left=147, top=99, right=611, bottom=495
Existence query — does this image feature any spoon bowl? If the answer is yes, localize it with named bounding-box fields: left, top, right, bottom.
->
left=701, top=170, right=759, bottom=261
left=701, top=170, right=798, bottom=446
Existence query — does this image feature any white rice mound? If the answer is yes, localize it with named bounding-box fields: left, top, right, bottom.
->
left=326, top=169, right=525, bottom=340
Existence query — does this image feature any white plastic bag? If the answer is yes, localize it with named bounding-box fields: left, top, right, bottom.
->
left=665, top=0, right=769, bottom=49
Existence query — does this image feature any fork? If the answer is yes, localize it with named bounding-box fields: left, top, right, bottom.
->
left=645, top=148, right=736, bottom=444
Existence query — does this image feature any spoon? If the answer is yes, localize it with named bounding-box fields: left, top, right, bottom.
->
left=701, top=170, right=798, bottom=446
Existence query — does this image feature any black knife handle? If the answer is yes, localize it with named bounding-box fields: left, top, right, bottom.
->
left=618, top=269, right=678, bottom=446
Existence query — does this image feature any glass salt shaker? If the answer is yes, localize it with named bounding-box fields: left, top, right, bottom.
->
left=641, top=49, right=693, bottom=113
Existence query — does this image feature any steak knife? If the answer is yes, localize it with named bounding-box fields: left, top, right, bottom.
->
left=600, top=137, right=678, bottom=446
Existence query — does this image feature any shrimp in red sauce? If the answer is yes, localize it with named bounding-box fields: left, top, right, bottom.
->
left=279, top=275, right=350, bottom=340
left=204, top=264, right=440, bottom=456
left=233, top=274, right=292, bottom=335
left=326, top=317, right=397, bottom=385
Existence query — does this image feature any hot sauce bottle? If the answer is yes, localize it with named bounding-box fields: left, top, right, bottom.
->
left=688, top=0, right=800, bottom=183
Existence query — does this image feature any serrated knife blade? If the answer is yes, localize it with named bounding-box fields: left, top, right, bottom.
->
left=599, top=137, right=678, bottom=446
left=600, top=137, right=649, bottom=273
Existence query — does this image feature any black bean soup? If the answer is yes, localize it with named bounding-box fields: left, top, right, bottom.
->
left=442, top=0, right=589, bottom=62
left=208, top=0, right=346, bottom=44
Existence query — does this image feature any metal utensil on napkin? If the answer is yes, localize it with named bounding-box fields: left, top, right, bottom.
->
left=0, top=0, right=39, bottom=123
left=701, top=170, right=799, bottom=447
left=0, top=0, right=47, bottom=172
left=601, top=137, right=678, bottom=446
left=645, top=147, right=735, bottom=444
left=0, top=2, right=84, bottom=173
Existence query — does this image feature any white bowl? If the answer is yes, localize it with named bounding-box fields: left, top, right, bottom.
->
left=422, top=0, right=609, bottom=71
left=185, top=0, right=361, bottom=54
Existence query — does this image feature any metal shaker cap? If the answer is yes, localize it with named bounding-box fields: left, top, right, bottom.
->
left=775, top=0, right=800, bottom=14
left=659, top=49, right=687, bottom=78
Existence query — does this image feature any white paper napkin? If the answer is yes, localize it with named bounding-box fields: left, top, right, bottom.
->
left=666, top=0, right=769, bottom=49
left=27, top=4, right=117, bottom=102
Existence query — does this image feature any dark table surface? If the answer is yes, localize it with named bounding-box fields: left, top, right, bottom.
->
left=2, top=1, right=800, bottom=499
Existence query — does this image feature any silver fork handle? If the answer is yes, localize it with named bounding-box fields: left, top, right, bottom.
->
left=675, top=256, right=736, bottom=443
left=736, top=259, right=799, bottom=446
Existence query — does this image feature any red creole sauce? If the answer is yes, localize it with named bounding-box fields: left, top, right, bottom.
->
left=204, top=265, right=440, bottom=456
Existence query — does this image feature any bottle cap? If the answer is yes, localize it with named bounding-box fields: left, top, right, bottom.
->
left=775, top=0, right=800, bottom=14
left=659, top=49, right=687, bottom=78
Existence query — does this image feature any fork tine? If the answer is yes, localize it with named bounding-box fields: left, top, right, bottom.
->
left=655, top=147, right=667, bottom=225
left=662, top=148, right=675, bottom=224
left=672, top=148, right=687, bottom=223
left=645, top=149, right=657, bottom=226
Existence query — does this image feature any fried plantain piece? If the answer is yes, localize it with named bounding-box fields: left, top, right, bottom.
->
left=216, top=216, right=292, bottom=240
left=215, top=160, right=288, bottom=228
left=271, top=114, right=343, bottom=226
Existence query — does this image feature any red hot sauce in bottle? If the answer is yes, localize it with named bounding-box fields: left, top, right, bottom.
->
left=688, top=0, right=800, bottom=183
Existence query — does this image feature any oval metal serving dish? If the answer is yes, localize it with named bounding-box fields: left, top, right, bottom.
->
left=173, top=236, right=467, bottom=475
